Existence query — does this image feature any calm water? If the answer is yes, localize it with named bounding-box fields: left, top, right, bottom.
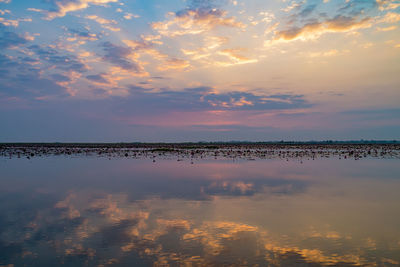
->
left=0, top=156, right=399, bottom=266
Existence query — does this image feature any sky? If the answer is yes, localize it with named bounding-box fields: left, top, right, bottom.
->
left=0, top=0, right=399, bottom=142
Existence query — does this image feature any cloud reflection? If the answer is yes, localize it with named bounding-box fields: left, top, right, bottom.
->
left=1, top=158, right=400, bottom=266
left=5, top=191, right=396, bottom=266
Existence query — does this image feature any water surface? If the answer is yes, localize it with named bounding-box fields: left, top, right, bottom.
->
left=0, top=156, right=399, bottom=266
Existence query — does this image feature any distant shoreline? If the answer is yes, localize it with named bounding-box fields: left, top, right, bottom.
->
left=0, top=140, right=399, bottom=147
left=1, top=142, right=399, bottom=161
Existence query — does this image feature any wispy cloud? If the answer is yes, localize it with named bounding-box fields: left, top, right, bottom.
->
left=152, top=7, right=244, bottom=37
left=85, top=14, right=120, bottom=31
left=273, top=15, right=372, bottom=42
left=43, top=0, right=119, bottom=20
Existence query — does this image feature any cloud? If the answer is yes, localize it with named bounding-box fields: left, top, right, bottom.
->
left=86, top=73, right=109, bottom=84
left=326, top=15, right=371, bottom=31
left=0, top=41, right=88, bottom=97
left=299, top=49, right=348, bottom=58
left=0, top=29, right=29, bottom=49
left=43, top=0, right=119, bottom=20
left=378, top=12, right=400, bottom=24
left=122, top=37, right=167, bottom=60
left=113, top=87, right=311, bottom=116
left=377, top=0, right=400, bottom=10
left=123, top=37, right=158, bottom=51
left=27, top=8, right=42, bottom=13
left=281, top=1, right=303, bottom=13
left=273, top=15, right=372, bottom=41
left=100, top=42, right=148, bottom=78
left=68, top=28, right=100, bottom=41
left=189, top=0, right=219, bottom=9
left=299, top=4, right=317, bottom=17
left=158, top=58, right=190, bottom=71
left=51, top=73, right=71, bottom=82
left=101, top=42, right=138, bottom=70
left=123, top=13, right=139, bottom=20
left=29, top=44, right=88, bottom=73
left=217, top=48, right=258, bottom=66
left=143, top=2, right=249, bottom=70
left=0, top=53, right=71, bottom=98
left=0, top=53, right=18, bottom=70
left=122, top=37, right=193, bottom=72
left=0, top=17, right=32, bottom=27
left=270, top=0, right=399, bottom=44
left=0, top=9, right=11, bottom=15
left=152, top=7, right=245, bottom=37
left=181, top=35, right=255, bottom=67
left=337, top=0, right=377, bottom=15
left=85, top=14, right=120, bottom=32
left=376, top=25, right=397, bottom=31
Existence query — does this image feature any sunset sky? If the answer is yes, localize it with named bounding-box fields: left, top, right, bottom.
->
left=0, top=0, right=399, bottom=142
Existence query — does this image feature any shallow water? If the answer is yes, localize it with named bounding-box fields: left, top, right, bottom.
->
left=0, top=156, right=399, bottom=266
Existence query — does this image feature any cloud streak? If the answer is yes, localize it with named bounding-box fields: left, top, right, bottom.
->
left=274, top=15, right=372, bottom=41
left=43, top=0, right=119, bottom=20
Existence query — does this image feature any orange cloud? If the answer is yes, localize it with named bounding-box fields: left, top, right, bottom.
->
left=217, top=48, right=258, bottom=66
left=378, top=12, right=400, bottom=23
left=85, top=14, right=120, bottom=31
left=158, top=58, right=190, bottom=71
left=274, top=16, right=372, bottom=42
left=376, top=25, right=397, bottom=31
left=122, top=39, right=167, bottom=60
left=0, top=17, right=31, bottom=27
left=45, top=0, right=118, bottom=20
